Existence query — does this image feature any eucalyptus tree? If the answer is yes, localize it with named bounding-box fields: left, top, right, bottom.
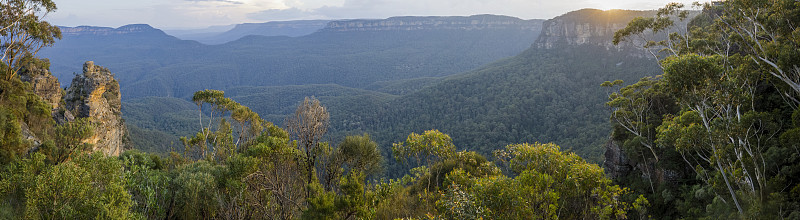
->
left=184, top=89, right=263, bottom=161
left=0, top=0, right=61, bottom=80
left=286, top=96, right=329, bottom=187
left=612, top=1, right=798, bottom=216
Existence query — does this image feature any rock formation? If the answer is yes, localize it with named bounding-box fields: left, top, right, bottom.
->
left=603, top=140, right=633, bottom=179
left=63, top=61, right=126, bottom=156
left=534, top=9, right=700, bottom=57
left=534, top=9, right=656, bottom=51
left=19, top=62, right=62, bottom=109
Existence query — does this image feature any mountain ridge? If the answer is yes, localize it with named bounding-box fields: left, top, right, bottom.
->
left=323, top=14, right=543, bottom=32
left=59, top=24, right=168, bottom=37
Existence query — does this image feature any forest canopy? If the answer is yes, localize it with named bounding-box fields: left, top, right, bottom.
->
left=2, top=0, right=800, bottom=219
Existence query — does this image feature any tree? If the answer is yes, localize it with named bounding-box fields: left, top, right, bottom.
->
left=243, top=124, right=306, bottom=219
left=40, top=118, right=93, bottom=164
left=319, top=134, right=382, bottom=191
left=286, top=97, right=329, bottom=187
left=337, top=134, right=382, bottom=177
left=612, top=1, right=798, bottom=217
left=432, top=143, right=641, bottom=219
left=0, top=0, right=61, bottom=80
left=184, top=89, right=262, bottom=161
left=713, top=0, right=800, bottom=106
left=0, top=152, right=133, bottom=219
left=392, top=129, right=456, bottom=190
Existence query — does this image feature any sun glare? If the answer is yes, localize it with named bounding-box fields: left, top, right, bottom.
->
left=583, top=0, right=635, bottom=11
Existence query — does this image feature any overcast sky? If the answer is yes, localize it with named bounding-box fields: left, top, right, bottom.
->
left=49, top=0, right=702, bottom=30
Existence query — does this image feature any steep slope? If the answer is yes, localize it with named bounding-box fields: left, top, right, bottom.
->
left=113, top=10, right=662, bottom=165
left=227, top=9, right=661, bottom=164
left=347, top=9, right=662, bottom=163
left=122, top=97, right=198, bottom=153
left=40, top=15, right=543, bottom=100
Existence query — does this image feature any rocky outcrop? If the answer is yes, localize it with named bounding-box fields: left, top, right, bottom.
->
left=322, top=15, right=543, bottom=32
left=534, top=9, right=656, bottom=51
left=63, top=61, right=126, bottom=156
left=603, top=139, right=633, bottom=179
left=604, top=139, right=688, bottom=184
left=19, top=63, right=62, bottom=109
left=534, top=9, right=700, bottom=55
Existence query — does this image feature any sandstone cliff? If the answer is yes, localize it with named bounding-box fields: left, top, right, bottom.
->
left=534, top=9, right=656, bottom=51
left=19, top=62, right=62, bottom=109
left=59, top=24, right=165, bottom=37
left=63, top=61, right=126, bottom=156
left=322, top=15, right=543, bottom=32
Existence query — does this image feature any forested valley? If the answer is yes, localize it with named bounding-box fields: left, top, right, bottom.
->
left=2, top=0, right=800, bottom=219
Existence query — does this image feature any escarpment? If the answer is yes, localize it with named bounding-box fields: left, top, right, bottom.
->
left=322, top=14, right=543, bottom=32
left=534, top=9, right=657, bottom=51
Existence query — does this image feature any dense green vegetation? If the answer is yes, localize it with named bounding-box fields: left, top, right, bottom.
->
left=604, top=1, right=800, bottom=218
left=3, top=86, right=642, bottom=218
left=123, top=43, right=660, bottom=176
left=3, top=0, right=800, bottom=219
left=123, top=97, right=199, bottom=152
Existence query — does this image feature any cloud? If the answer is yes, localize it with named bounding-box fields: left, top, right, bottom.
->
left=247, top=8, right=318, bottom=21
left=186, top=0, right=244, bottom=4
left=49, top=0, right=702, bottom=29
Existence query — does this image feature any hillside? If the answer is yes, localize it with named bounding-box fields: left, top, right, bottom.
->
left=40, top=15, right=544, bottom=99
left=365, top=9, right=662, bottom=161
left=215, top=9, right=662, bottom=166
left=182, top=20, right=331, bottom=44
left=114, top=10, right=662, bottom=166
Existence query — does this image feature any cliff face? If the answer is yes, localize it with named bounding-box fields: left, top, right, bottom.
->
left=63, top=61, right=126, bottom=156
left=534, top=9, right=656, bottom=51
left=60, top=24, right=167, bottom=37
left=19, top=63, right=62, bottom=109
left=227, top=20, right=329, bottom=36
left=603, top=140, right=633, bottom=179
left=322, top=15, right=543, bottom=32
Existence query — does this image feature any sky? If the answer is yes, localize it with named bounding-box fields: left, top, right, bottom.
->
left=48, top=0, right=702, bottom=30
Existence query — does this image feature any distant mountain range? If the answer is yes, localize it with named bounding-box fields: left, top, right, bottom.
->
left=42, top=14, right=544, bottom=99
left=165, top=20, right=331, bottom=44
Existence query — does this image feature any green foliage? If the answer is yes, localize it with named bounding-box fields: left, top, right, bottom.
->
left=393, top=129, right=456, bottom=165
left=337, top=134, right=383, bottom=177
left=0, top=61, right=57, bottom=165
left=41, top=118, right=93, bottom=164
left=302, top=172, right=372, bottom=219
left=121, top=150, right=170, bottom=219
left=171, top=161, right=224, bottom=219
left=123, top=97, right=199, bottom=153
left=495, top=143, right=625, bottom=218
left=182, top=89, right=264, bottom=162
left=432, top=142, right=637, bottom=220
left=608, top=0, right=800, bottom=218
left=0, top=0, right=62, bottom=80
left=0, top=153, right=132, bottom=219
left=0, top=107, right=25, bottom=165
